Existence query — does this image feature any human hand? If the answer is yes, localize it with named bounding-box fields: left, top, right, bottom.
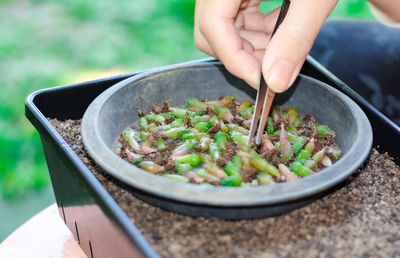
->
left=369, top=0, right=400, bottom=23
left=194, top=0, right=337, bottom=92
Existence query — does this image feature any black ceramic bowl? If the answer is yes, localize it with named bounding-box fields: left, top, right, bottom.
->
left=81, top=62, right=372, bottom=219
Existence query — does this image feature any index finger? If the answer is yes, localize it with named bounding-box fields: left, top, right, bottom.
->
left=199, top=0, right=261, bottom=88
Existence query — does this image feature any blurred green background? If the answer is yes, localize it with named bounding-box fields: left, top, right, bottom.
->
left=0, top=0, right=373, bottom=241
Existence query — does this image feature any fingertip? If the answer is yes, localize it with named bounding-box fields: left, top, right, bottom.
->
left=264, top=59, right=297, bottom=93
left=227, top=62, right=260, bottom=90
left=221, top=51, right=261, bottom=89
left=288, top=69, right=299, bottom=87
left=241, top=59, right=261, bottom=89
left=244, top=73, right=260, bottom=90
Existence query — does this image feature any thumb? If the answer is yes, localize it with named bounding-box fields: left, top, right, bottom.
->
left=262, top=0, right=337, bottom=93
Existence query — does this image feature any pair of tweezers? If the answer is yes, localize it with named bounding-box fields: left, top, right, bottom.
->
left=247, top=0, right=291, bottom=146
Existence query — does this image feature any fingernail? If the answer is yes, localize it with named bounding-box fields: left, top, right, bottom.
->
left=265, top=59, right=296, bottom=93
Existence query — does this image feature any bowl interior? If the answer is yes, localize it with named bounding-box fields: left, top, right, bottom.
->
left=82, top=63, right=371, bottom=206
left=98, top=65, right=353, bottom=154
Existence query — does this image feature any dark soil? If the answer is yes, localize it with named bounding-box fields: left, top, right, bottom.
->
left=241, top=166, right=259, bottom=183
left=137, top=109, right=146, bottom=117
left=123, top=102, right=341, bottom=186
left=263, top=147, right=281, bottom=166
left=152, top=101, right=170, bottom=114
left=206, top=123, right=221, bottom=138
left=205, top=106, right=216, bottom=116
left=49, top=118, right=400, bottom=258
left=215, top=142, right=238, bottom=167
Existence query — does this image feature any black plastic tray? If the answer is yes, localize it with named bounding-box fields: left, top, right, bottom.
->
left=25, top=57, right=400, bottom=258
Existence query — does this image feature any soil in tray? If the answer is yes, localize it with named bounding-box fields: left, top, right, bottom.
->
left=50, top=118, right=400, bottom=258
left=118, top=100, right=341, bottom=186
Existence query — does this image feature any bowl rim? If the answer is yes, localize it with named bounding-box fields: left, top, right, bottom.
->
left=81, top=62, right=373, bottom=207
